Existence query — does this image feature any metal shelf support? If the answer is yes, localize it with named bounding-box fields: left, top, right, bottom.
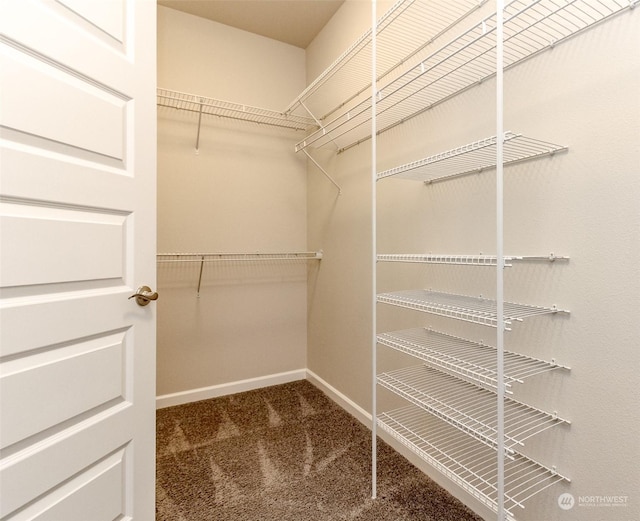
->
left=302, top=149, right=342, bottom=194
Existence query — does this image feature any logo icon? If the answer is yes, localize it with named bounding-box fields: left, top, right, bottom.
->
left=558, top=493, right=575, bottom=510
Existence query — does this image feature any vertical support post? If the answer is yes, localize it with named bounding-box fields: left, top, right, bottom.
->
left=495, top=1, right=506, bottom=520
left=371, top=0, right=378, bottom=501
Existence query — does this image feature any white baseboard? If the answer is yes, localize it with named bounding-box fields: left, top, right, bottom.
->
left=155, top=368, right=374, bottom=427
left=156, top=369, right=307, bottom=409
left=305, top=369, right=373, bottom=429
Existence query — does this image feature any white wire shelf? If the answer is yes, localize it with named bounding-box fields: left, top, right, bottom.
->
left=378, top=405, right=570, bottom=520
left=378, top=365, right=569, bottom=452
left=377, top=289, right=568, bottom=329
left=157, top=88, right=317, bottom=137
left=377, top=252, right=567, bottom=266
left=377, top=132, right=567, bottom=183
left=286, top=0, right=485, bottom=122
left=157, top=251, right=323, bottom=263
left=377, top=328, right=569, bottom=392
left=157, top=251, right=322, bottom=296
left=296, top=0, right=632, bottom=153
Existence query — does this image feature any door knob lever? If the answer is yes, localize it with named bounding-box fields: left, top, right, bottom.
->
left=129, top=286, right=159, bottom=306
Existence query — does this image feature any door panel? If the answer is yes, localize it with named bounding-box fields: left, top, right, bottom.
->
left=0, top=43, right=128, bottom=161
left=16, top=449, right=127, bottom=521
left=0, top=205, right=127, bottom=287
left=0, top=292, right=131, bottom=357
left=0, top=0, right=131, bottom=79
left=19, top=449, right=127, bottom=521
left=0, top=0, right=156, bottom=518
left=0, top=409, right=133, bottom=518
left=0, top=330, right=127, bottom=448
left=0, top=144, right=134, bottom=210
left=55, top=0, right=126, bottom=44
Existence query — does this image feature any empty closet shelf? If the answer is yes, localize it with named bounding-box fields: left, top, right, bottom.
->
left=157, top=88, right=316, bottom=131
left=377, top=133, right=567, bottom=183
left=378, top=365, right=569, bottom=452
left=377, top=328, right=569, bottom=391
left=378, top=405, right=570, bottom=520
left=157, top=251, right=322, bottom=296
left=157, top=251, right=323, bottom=263
left=286, top=0, right=484, bottom=122
left=377, top=289, right=568, bottom=328
left=377, top=253, right=568, bottom=266
left=296, top=0, right=631, bottom=153
left=378, top=253, right=507, bottom=266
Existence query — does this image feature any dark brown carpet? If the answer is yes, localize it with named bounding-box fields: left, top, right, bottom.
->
left=156, top=379, right=483, bottom=521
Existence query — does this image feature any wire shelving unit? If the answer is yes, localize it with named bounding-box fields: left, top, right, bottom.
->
left=376, top=132, right=567, bottom=183
left=377, top=328, right=570, bottom=392
left=378, top=365, right=569, bottom=452
left=378, top=405, right=570, bottom=521
left=360, top=0, right=598, bottom=515
left=297, top=0, right=632, bottom=153
left=377, top=289, right=567, bottom=329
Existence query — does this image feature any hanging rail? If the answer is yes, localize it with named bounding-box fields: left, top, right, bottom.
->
left=157, top=251, right=323, bottom=296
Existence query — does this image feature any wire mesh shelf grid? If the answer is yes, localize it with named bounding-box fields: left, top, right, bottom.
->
left=378, top=405, right=570, bottom=519
left=376, top=132, right=568, bottom=182
left=377, top=328, right=570, bottom=391
left=158, top=88, right=317, bottom=131
left=377, top=289, right=568, bottom=328
left=377, top=365, right=569, bottom=452
left=296, top=0, right=631, bottom=153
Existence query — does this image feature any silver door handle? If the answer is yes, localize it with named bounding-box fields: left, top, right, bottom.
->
left=129, top=286, right=159, bottom=306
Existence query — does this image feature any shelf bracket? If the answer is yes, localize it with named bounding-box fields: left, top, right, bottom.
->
left=196, top=255, right=205, bottom=297
left=300, top=100, right=339, bottom=151
left=302, top=149, right=342, bottom=194
left=195, top=100, right=203, bottom=153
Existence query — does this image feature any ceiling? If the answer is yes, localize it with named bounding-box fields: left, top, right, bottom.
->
left=157, top=0, right=345, bottom=49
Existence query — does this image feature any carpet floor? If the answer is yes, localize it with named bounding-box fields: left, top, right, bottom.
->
left=156, top=379, right=483, bottom=521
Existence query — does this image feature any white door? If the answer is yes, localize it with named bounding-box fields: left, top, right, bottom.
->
left=0, top=0, right=156, bottom=519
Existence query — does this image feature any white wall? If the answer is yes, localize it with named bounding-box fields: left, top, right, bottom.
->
left=156, top=7, right=309, bottom=400
left=307, top=2, right=640, bottom=521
